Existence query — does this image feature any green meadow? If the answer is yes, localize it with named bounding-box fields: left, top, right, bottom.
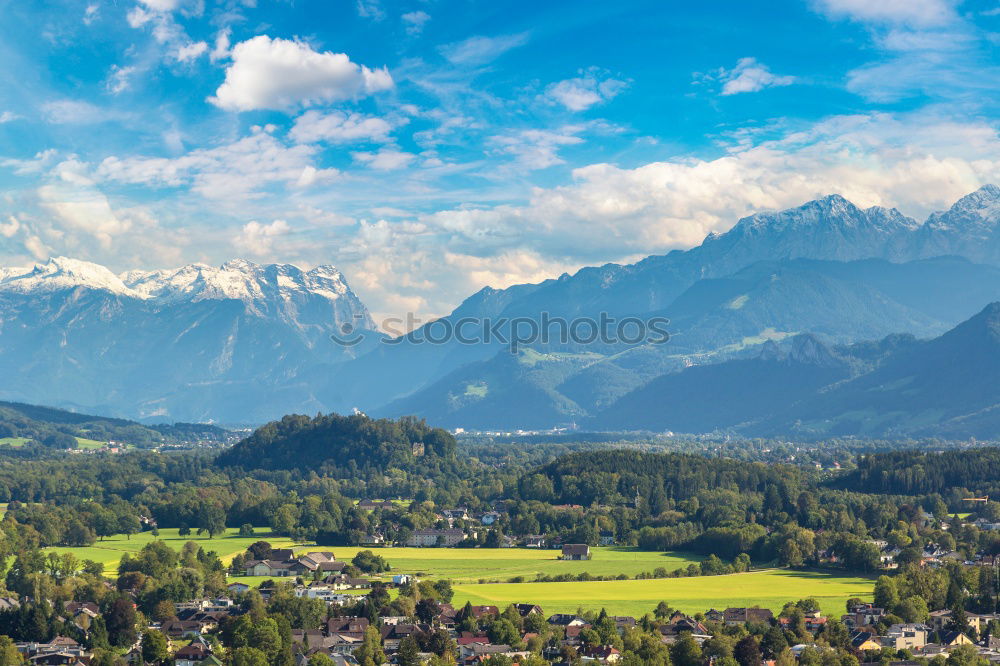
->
left=451, top=569, right=875, bottom=617
left=45, top=532, right=873, bottom=618
left=315, top=546, right=702, bottom=583
left=43, top=527, right=306, bottom=575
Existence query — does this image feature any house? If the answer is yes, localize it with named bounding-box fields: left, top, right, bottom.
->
left=704, top=609, right=725, bottom=623
left=358, top=499, right=395, bottom=511
left=515, top=604, right=543, bottom=617
left=324, top=574, right=372, bottom=590
left=407, top=528, right=467, bottom=547
left=379, top=623, right=431, bottom=651
left=161, top=620, right=216, bottom=638
left=561, top=544, right=591, bottom=561
left=469, top=606, right=499, bottom=619
left=723, top=608, right=774, bottom=626
left=174, top=641, right=215, bottom=666
left=326, top=617, right=369, bottom=636
left=244, top=551, right=346, bottom=577
left=937, top=631, right=974, bottom=647
left=227, top=582, right=250, bottom=595
left=480, top=512, right=501, bottom=526
left=581, top=646, right=622, bottom=663
left=884, top=624, right=930, bottom=650
left=548, top=614, right=588, bottom=627
left=599, top=533, right=616, bottom=546
left=392, top=574, right=413, bottom=586
left=524, top=536, right=547, bottom=548
left=850, top=632, right=882, bottom=651
left=442, top=508, right=470, bottom=521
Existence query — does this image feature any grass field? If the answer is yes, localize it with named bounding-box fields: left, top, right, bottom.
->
left=451, top=569, right=875, bottom=617
left=0, top=436, right=108, bottom=449
left=0, top=437, right=31, bottom=447
left=43, top=527, right=306, bottom=575
left=318, top=546, right=702, bottom=583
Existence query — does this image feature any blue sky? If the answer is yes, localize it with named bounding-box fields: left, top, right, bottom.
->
left=0, top=0, right=999, bottom=320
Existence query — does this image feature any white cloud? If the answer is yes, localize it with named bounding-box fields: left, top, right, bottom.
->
left=491, top=128, right=585, bottom=169
left=107, top=65, right=137, bottom=94
left=95, top=129, right=328, bottom=199
left=1, top=150, right=58, bottom=175
left=235, top=219, right=291, bottom=255
left=0, top=215, right=20, bottom=238
left=210, top=36, right=394, bottom=112
left=718, top=58, right=795, bottom=95
left=210, top=28, right=231, bottom=62
left=438, top=32, right=529, bottom=66
left=138, top=0, right=182, bottom=11
left=173, top=40, right=208, bottom=62
left=812, top=0, right=957, bottom=27
left=0, top=111, right=19, bottom=123
left=41, top=100, right=119, bottom=125
left=546, top=69, right=628, bottom=111
left=290, top=110, right=394, bottom=144
left=83, top=3, right=99, bottom=25
left=402, top=10, right=430, bottom=35
left=356, top=0, right=384, bottom=21
left=352, top=147, right=417, bottom=170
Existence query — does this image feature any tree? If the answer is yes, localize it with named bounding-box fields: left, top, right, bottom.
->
left=105, top=598, right=137, bottom=648
left=354, top=626, right=387, bottom=666
left=671, top=634, right=703, bottom=666
left=735, top=636, right=762, bottom=666
left=0, top=636, right=22, bottom=666
left=398, top=636, right=421, bottom=666
left=239, top=524, right=255, bottom=538
left=309, top=655, right=335, bottom=666
left=178, top=524, right=191, bottom=537
left=874, top=576, right=899, bottom=611
left=141, top=630, right=169, bottom=665
left=196, top=504, right=226, bottom=538
left=118, top=514, right=140, bottom=541
left=761, top=626, right=788, bottom=660
left=232, top=647, right=269, bottom=666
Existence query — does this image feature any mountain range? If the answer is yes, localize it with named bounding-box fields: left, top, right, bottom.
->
left=0, top=257, right=375, bottom=422
left=3, top=185, right=1000, bottom=432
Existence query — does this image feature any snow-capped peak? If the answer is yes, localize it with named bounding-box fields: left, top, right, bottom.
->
left=0, top=256, right=136, bottom=295
left=925, top=184, right=1000, bottom=233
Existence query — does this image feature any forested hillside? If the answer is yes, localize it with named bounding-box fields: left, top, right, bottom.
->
left=215, top=412, right=458, bottom=474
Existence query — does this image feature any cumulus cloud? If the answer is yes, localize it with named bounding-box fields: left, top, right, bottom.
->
left=438, top=32, right=529, bottom=66
left=491, top=128, right=585, bottom=169
left=235, top=219, right=291, bottom=255
left=811, top=0, right=957, bottom=26
left=351, top=147, right=417, bottom=170
left=95, top=128, right=328, bottom=199
left=546, top=69, right=628, bottom=111
left=718, top=58, right=795, bottom=95
left=402, top=10, right=430, bottom=35
left=290, top=110, right=394, bottom=144
left=210, top=36, right=394, bottom=112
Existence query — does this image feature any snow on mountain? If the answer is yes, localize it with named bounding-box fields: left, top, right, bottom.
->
left=0, top=256, right=368, bottom=320
left=0, top=257, right=136, bottom=295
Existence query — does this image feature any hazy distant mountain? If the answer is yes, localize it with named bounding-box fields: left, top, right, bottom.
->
left=378, top=256, right=1000, bottom=430
left=0, top=257, right=376, bottom=422
left=585, top=302, right=1000, bottom=438
left=4, top=187, right=1000, bottom=429
left=334, top=187, right=1000, bottom=416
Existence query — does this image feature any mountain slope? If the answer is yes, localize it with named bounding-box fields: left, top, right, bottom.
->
left=329, top=187, right=1000, bottom=415
left=765, top=302, right=1000, bottom=438
left=0, top=258, right=376, bottom=422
